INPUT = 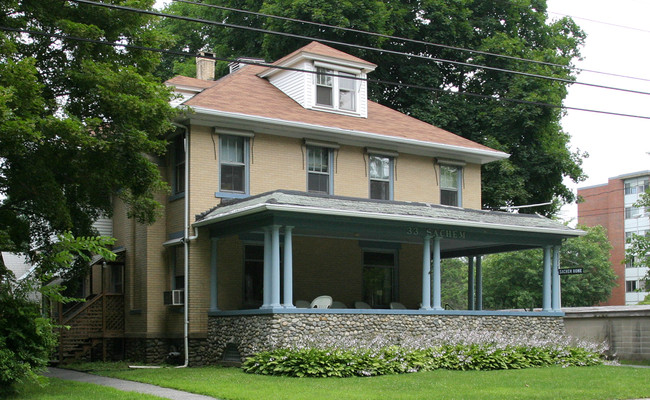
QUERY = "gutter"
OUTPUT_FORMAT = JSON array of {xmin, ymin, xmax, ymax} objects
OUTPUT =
[{"xmin": 193, "ymin": 202, "xmax": 585, "ymax": 237}]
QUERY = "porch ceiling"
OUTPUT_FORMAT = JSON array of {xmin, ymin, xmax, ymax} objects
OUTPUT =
[{"xmin": 195, "ymin": 190, "xmax": 583, "ymax": 256}]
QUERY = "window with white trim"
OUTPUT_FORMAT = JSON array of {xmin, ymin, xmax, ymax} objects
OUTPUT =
[
  {"xmin": 219, "ymin": 135, "xmax": 248, "ymax": 193},
  {"xmin": 315, "ymin": 67, "xmax": 357, "ymax": 112},
  {"xmin": 369, "ymin": 155, "xmax": 392, "ymax": 200},
  {"xmin": 626, "ymin": 280, "xmax": 638, "ymax": 292},
  {"xmin": 440, "ymin": 165, "xmax": 462, "ymax": 206},
  {"xmin": 307, "ymin": 146, "xmax": 331, "ymax": 194}
]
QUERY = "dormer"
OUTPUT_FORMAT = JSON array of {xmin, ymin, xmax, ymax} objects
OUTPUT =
[{"xmin": 257, "ymin": 42, "xmax": 376, "ymax": 118}]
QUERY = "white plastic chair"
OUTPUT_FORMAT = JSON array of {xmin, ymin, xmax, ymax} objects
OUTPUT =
[
  {"xmin": 331, "ymin": 301, "xmax": 348, "ymax": 309},
  {"xmin": 354, "ymin": 301, "xmax": 372, "ymax": 309},
  {"xmin": 295, "ymin": 300, "xmax": 310, "ymax": 308},
  {"xmin": 389, "ymin": 301, "xmax": 407, "ymax": 310},
  {"xmin": 310, "ymin": 295, "xmax": 332, "ymax": 309}
]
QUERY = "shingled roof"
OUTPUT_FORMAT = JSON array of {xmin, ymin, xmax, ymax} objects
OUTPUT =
[
  {"xmin": 166, "ymin": 42, "xmax": 507, "ymax": 162},
  {"xmin": 195, "ymin": 190, "xmax": 582, "ymax": 238}
]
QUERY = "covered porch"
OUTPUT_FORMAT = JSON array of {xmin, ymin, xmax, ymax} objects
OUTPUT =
[
  {"xmin": 197, "ymin": 190, "xmax": 578, "ymax": 314},
  {"xmin": 194, "ymin": 190, "xmax": 581, "ymax": 361}
]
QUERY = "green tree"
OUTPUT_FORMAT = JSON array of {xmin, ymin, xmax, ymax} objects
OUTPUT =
[
  {"xmin": 482, "ymin": 225, "xmax": 616, "ymax": 309},
  {"xmin": 0, "ymin": 0, "xmax": 176, "ymax": 389},
  {"xmin": 158, "ymin": 0, "xmax": 586, "ymax": 215},
  {"xmin": 441, "ymin": 258, "xmax": 468, "ymax": 310}
]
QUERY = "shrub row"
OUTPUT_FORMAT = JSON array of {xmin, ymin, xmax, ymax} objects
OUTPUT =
[{"xmin": 242, "ymin": 343, "xmax": 602, "ymax": 378}]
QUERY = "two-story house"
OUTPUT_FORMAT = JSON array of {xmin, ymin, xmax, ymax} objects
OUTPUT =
[{"xmin": 59, "ymin": 42, "xmax": 581, "ymax": 365}]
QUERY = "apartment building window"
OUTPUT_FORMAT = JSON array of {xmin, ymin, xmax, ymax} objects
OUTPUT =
[
  {"xmin": 625, "ymin": 207, "xmax": 648, "ymax": 219},
  {"xmin": 626, "ymin": 280, "xmax": 638, "ymax": 292},
  {"xmin": 369, "ymin": 155, "xmax": 393, "ymax": 200},
  {"xmin": 362, "ymin": 250, "xmax": 397, "ymax": 308},
  {"xmin": 624, "ymin": 179, "xmax": 649, "ymax": 195},
  {"xmin": 626, "ymin": 256, "xmax": 635, "ymax": 268},
  {"xmin": 316, "ymin": 67, "xmax": 357, "ymax": 112},
  {"xmin": 172, "ymin": 134, "xmax": 185, "ymax": 195},
  {"xmin": 440, "ymin": 165, "xmax": 462, "ymax": 207},
  {"xmin": 220, "ymin": 135, "xmax": 248, "ymax": 193},
  {"xmin": 307, "ymin": 146, "xmax": 332, "ymax": 194}
]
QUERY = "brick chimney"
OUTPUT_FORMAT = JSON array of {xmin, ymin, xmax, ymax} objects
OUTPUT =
[{"xmin": 196, "ymin": 52, "xmax": 215, "ymax": 80}]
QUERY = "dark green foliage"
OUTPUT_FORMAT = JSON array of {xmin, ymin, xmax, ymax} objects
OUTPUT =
[
  {"xmin": 242, "ymin": 342, "xmax": 602, "ymax": 378},
  {"xmin": 483, "ymin": 225, "xmax": 616, "ymax": 309},
  {"xmin": 0, "ymin": 284, "xmax": 57, "ymax": 394},
  {"xmin": 0, "ymin": 0, "xmax": 176, "ymax": 270},
  {"xmin": 159, "ymin": 0, "xmax": 586, "ymax": 215}
]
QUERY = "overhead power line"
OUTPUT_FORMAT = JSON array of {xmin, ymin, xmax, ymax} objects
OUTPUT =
[
  {"xmin": 3, "ymin": 26, "xmax": 650, "ymax": 121},
  {"xmin": 69, "ymin": 0, "xmax": 650, "ymax": 97},
  {"xmin": 174, "ymin": 0, "xmax": 650, "ymax": 84},
  {"xmin": 548, "ymin": 11, "xmax": 650, "ymax": 34}
]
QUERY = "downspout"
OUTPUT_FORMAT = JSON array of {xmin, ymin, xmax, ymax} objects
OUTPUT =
[{"xmin": 173, "ymin": 122, "xmax": 195, "ymax": 369}]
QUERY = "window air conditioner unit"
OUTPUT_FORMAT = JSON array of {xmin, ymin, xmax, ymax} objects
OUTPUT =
[{"xmin": 164, "ymin": 289, "xmax": 184, "ymax": 306}]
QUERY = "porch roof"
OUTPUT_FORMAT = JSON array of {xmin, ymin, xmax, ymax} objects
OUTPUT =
[{"xmin": 195, "ymin": 191, "xmax": 582, "ymax": 257}]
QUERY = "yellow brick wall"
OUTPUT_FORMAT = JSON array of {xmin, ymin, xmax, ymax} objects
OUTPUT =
[
  {"xmin": 394, "ymin": 153, "xmax": 438, "ymax": 203},
  {"xmin": 463, "ymin": 163, "xmax": 482, "ymax": 209}
]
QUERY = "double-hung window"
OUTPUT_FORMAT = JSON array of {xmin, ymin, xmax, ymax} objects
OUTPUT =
[
  {"xmin": 369, "ymin": 155, "xmax": 392, "ymax": 200},
  {"xmin": 316, "ymin": 67, "xmax": 357, "ymax": 112},
  {"xmin": 440, "ymin": 165, "xmax": 462, "ymax": 207},
  {"xmin": 307, "ymin": 146, "xmax": 332, "ymax": 194},
  {"xmin": 219, "ymin": 135, "xmax": 248, "ymax": 194}
]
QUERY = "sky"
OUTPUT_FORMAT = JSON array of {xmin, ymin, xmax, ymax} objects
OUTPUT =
[
  {"xmin": 154, "ymin": 0, "xmax": 650, "ymax": 222},
  {"xmin": 545, "ymin": 0, "xmax": 650, "ymax": 222}
]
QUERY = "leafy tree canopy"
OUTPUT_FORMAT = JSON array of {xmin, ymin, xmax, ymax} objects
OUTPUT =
[
  {"xmin": 158, "ymin": 0, "xmax": 586, "ymax": 215},
  {"xmin": 0, "ymin": 0, "xmax": 176, "ymax": 278},
  {"xmin": 482, "ymin": 225, "xmax": 616, "ymax": 309}
]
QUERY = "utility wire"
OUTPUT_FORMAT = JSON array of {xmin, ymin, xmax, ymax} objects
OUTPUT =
[
  {"xmin": 68, "ymin": 0, "xmax": 650, "ymax": 97},
  {"xmin": 174, "ymin": 0, "xmax": 650, "ymax": 84},
  {"xmin": 548, "ymin": 11, "xmax": 650, "ymax": 34},
  {"xmin": 4, "ymin": 26, "xmax": 650, "ymax": 121}
]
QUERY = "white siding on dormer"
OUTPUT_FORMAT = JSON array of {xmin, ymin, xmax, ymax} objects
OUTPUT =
[
  {"xmin": 267, "ymin": 60, "xmax": 312, "ymax": 107},
  {"xmin": 93, "ymin": 216, "xmax": 113, "ymax": 238},
  {"xmin": 358, "ymin": 73, "xmax": 368, "ymax": 118}
]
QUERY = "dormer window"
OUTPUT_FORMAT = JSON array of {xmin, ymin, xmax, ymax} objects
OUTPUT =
[{"xmin": 316, "ymin": 67, "xmax": 357, "ymax": 112}]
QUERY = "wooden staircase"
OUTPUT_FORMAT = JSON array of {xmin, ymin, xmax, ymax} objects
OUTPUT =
[{"xmin": 58, "ymin": 293, "xmax": 124, "ymax": 363}]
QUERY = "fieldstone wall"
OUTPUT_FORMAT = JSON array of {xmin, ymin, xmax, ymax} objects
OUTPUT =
[
  {"xmin": 206, "ymin": 313, "xmax": 565, "ymax": 362},
  {"xmin": 124, "ymin": 337, "xmax": 209, "ymax": 366}
]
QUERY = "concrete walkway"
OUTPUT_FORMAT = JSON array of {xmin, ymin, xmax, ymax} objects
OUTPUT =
[{"xmin": 44, "ymin": 367, "xmax": 218, "ymax": 400}]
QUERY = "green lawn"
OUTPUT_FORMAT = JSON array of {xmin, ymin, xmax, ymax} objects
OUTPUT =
[
  {"xmin": 65, "ymin": 363, "xmax": 650, "ymax": 400},
  {"xmin": 5, "ymin": 377, "xmax": 163, "ymax": 400}
]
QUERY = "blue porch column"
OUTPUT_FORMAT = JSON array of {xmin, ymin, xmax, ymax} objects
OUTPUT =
[
  {"xmin": 283, "ymin": 226, "xmax": 295, "ymax": 308},
  {"xmin": 475, "ymin": 256, "xmax": 483, "ymax": 311},
  {"xmin": 261, "ymin": 227, "xmax": 272, "ymax": 308},
  {"xmin": 552, "ymin": 245, "xmax": 561, "ymax": 311},
  {"xmin": 209, "ymin": 237, "xmax": 219, "ymax": 312},
  {"xmin": 542, "ymin": 246, "xmax": 552, "ymax": 312},
  {"xmin": 270, "ymin": 225, "xmax": 282, "ymax": 308},
  {"xmin": 420, "ymin": 235, "xmax": 432, "ymax": 310},
  {"xmin": 432, "ymin": 237, "xmax": 442, "ymax": 310},
  {"xmin": 467, "ymin": 256, "xmax": 475, "ymax": 311}
]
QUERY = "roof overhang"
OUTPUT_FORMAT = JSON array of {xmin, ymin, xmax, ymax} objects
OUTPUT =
[
  {"xmin": 194, "ymin": 191, "xmax": 583, "ymax": 258},
  {"xmin": 182, "ymin": 106, "xmax": 509, "ymax": 165}
]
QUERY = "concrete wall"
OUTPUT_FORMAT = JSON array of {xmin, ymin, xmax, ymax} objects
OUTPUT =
[{"xmin": 564, "ymin": 306, "xmax": 650, "ymax": 360}]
